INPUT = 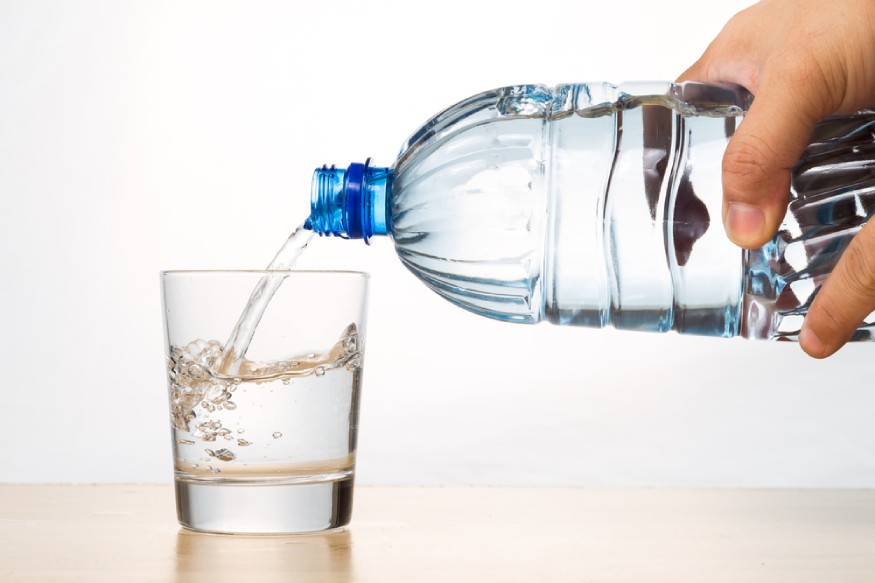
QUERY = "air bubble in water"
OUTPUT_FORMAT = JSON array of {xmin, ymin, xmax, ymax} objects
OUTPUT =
[
  {"xmin": 314, "ymin": 366, "xmax": 325, "ymax": 377},
  {"xmin": 205, "ymin": 385, "xmax": 224, "ymax": 402},
  {"xmin": 212, "ymin": 448, "xmax": 236, "ymax": 462},
  {"xmin": 272, "ymin": 432, "xmax": 282, "ymax": 439},
  {"xmin": 186, "ymin": 363, "xmax": 209, "ymax": 380}
]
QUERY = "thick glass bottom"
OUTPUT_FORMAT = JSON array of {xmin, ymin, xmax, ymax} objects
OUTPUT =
[{"xmin": 174, "ymin": 476, "xmax": 354, "ymax": 535}]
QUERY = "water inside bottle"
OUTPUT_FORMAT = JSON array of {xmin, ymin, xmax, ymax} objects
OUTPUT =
[{"xmin": 385, "ymin": 83, "xmax": 875, "ymax": 339}]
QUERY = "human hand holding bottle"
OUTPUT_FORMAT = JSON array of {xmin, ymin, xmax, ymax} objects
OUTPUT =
[{"xmin": 678, "ymin": 0, "xmax": 875, "ymax": 357}]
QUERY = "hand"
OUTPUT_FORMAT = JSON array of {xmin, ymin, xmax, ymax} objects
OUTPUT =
[{"xmin": 678, "ymin": 0, "xmax": 875, "ymax": 357}]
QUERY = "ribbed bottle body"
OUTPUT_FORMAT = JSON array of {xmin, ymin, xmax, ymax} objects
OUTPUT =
[
  {"xmin": 387, "ymin": 82, "xmax": 753, "ymax": 334},
  {"xmin": 544, "ymin": 82, "xmax": 747, "ymax": 337}
]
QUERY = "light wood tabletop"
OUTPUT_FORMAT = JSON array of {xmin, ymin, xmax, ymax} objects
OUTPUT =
[{"xmin": 1, "ymin": 485, "xmax": 873, "ymax": 582}]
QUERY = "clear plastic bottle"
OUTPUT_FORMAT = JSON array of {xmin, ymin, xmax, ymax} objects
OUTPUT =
[{"xmin": 305, "ymin": 82, "xmax": 875, "ymax": 340}]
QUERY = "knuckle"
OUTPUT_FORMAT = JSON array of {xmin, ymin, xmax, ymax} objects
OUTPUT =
[
  {"xmin": 722, "ymin": 135, "xmax": 776, "ymax": 187},
  {"xmin": 769, "ymin": 49, "xmax": 840, "ymax": 117},
  {"xmin": 782, "ymin": 58, "xmax": 817, "ymax": 87}
]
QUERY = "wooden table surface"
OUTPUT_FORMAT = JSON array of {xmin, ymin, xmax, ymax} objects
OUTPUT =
[{"xmin": 1, "ymin": 485, "xmax": 874, "ymax": 582}]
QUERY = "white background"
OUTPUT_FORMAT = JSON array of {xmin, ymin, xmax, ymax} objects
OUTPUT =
[{"xmin": 1, "ymin": 0, "xmax": 873, "ymax": 487}]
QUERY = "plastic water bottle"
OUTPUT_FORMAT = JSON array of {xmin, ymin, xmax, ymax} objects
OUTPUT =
[{"xmin": 305, "ymin": 82, "xmax": 875, "ymax": 341}]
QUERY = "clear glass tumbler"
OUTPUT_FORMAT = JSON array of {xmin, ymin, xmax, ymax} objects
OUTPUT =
[{"xmin": 160, "ymin": 270, "xmax": 369, "ymax": 534}]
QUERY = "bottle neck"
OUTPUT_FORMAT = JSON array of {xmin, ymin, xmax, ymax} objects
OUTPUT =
[{"xmin": 305, "ymin": 159, "xmax": 392, "ymax": 244}]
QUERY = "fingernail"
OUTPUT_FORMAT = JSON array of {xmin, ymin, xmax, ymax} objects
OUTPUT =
[{"xmin": 725, "ymin": 203, "xmax": 765, "ymax": 244}]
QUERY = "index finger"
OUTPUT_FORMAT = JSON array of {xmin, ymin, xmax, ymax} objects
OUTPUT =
[{"xmin": 800, "ymin": 220, "xmax": 875, "ymax": 357}]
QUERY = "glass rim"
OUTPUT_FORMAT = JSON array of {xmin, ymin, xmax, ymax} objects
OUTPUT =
[{"xmin": 161, "ymin": 269, "xmax": 369, "ymax": 278}]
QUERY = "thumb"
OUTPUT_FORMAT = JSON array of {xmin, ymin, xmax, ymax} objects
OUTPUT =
[{"xmin": 721, "ymin": 77, "xmax": 822, "ymax": 248}]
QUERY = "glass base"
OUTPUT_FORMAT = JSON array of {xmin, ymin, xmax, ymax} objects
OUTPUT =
[{"xmin": 174, "ymin": 477, "xmax": 354, "ymax": 535}]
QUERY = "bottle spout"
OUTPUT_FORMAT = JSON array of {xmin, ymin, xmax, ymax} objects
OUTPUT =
[{"xmin": 305, "ymin": 159, "xmax": 392, "ymax": 244}]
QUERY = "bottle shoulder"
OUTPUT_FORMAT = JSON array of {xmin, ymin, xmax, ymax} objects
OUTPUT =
[
  {"xmin": 395, "ymin": 82, "xmax": 753, "ymax": 171},
  {"xmin": 396, "ymin": 84, "xmax": 554, "ymax": 171}
]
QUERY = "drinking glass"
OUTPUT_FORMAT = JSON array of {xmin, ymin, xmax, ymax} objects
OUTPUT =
[{"xmin": 161, "ymin": 270, "xmax": 368, "ymax": 534}]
